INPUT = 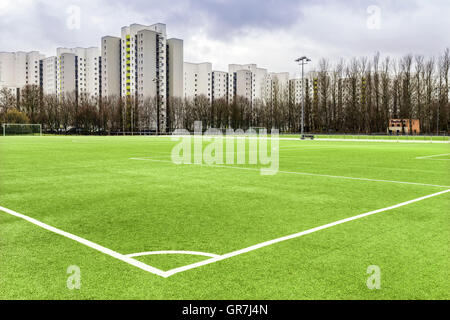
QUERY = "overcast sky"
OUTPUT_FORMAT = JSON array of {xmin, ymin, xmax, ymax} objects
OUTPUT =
[{"xmin": 0, "ymin": 0, "xmax": 449, "ymax": 76}]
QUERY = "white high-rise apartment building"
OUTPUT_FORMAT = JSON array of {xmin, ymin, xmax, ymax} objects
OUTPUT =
[
  {"xmin": 184, "ymin": 62, "xmax": 212, "ymax": 101},
  {"xmin": 102, "ymin": 26, "xmax": 184, "ymax": 100},
  {"xmin": 102, "ymin": 24, "xmax": 184, "ymax": 103},
  {"xmin": 167, "ymin": 38, "xmax": 184, "ymax": 99},
  {"xmin": 0, "ymin": 51, "xmax": 44, "ymax": 95},
  {"xmin": 56, "ymin": 47, "xmax": 101, "ymax": 100},
  {"xmin": 289, "ymin": 72, "xmax": 319, "ymax": 105},
  {"xmin": 0, "ymin": 52, "xmax": 17, "ymax": 94},
  {"xmin": 228, "ymin": 64, "xmax": 269, "ymax": 104},
  {"xmin": 101, "ymin": 36, "xmax": 121, "ymax": 98},
  {"xmin": 289, "ymin": 78, "xmax": 303, "ymax": 105},
  {"xmin": 103, "ymin": 23, "xmax": 184, "ymax": 131},
  {"xmin": 308, "ymin": 71, "xmax": 319, "ymax": 100},
  {"xmin": 267, "ymin": 72, "xmax": 290, "ymax": 100},
  {"xmin": 0, "ymin": 53, "xmax": 15, "ymax": 91},
  {"xmin": 57, "ymin": 52, "xmax": 77, "ymax": 98},
  {"xmin": 121, "ymin": 23, "xmax": 167, "ymax": 102},
  {"xmin": 40, "ymin": 57, "xmax": 57, "ymax": 95},
  {"xmin": 212, "ymin": 71, "xmax": 228, "ymax": 101},
  {"xmin": 233, "ymin": 69, "xmax": 253, "ymax": 102}
]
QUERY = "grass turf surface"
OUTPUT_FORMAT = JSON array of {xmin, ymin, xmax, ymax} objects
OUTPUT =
[{"xmin": 0, "ymin": 136, "xmax": 449, "ymax": 299}]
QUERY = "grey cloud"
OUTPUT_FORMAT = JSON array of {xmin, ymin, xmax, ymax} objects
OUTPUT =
[
  {"xmin": 0, "ymin": 0, "xmax": 448, "ymax": 70},
  {"xmin": 184, "ymin": 0, "xmax": 303, "ymax": 35},
  {"xmin": 98, "ymin": 0, "xmax": 305, "ymax": 38}
]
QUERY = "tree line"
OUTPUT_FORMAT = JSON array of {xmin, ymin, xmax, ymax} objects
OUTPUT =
[{"xmin": 0, "ymin": 50, "xmax": 448, "ymax": 135}]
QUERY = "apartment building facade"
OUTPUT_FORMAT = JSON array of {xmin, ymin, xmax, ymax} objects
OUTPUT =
[
  {"xmin": 40, "ymin": 56, "xmax": 58, "ymax": 95},
  {"xmin": 121, "ymin": 24, "xmax": 167, "ymax": 104},
  {"xmin": 212, "ymin": 71, "xmax": 228, "ymax": 101},
  {"xmin": 166, "ymin": 38, "xmax": 184, "ymax": 99},
  {"xmin": 289, "ymin": 78, "xmax": 303, "ymax": 105},
  {"xmin": 56, "ymin": 47, "xmax": 101, "ymax": 100},
  {"xmin": 99, "ymin": 23, "xmax": 184, "ymax": 131},
  {"xmin": 267, "ymin": 72, "xmax": 290, "ymax": 101},
  {"xmin": 0, "ymin": 51, "xmax": 44, "ymax": 95},
  {"xmin": 227, "ymin": 64, "xmax": 269, "ymax": 105},
  {"xmin": 101, "ymin": 36, "xmax": 121, "ymax": 98},
  {"xmin": 289, "ymin": 75, "xmax": 317, "ymax": 106},
  {"xmin": 0, "ymin": 23, "xmax": 298, "ymax": 132},
  {"xmin": 57, "ymin": 52, "xmax": 77, "ymax": 98},
  {"xmin": 233, "ymin": 69, "xmax": 253, "ymax": 102},
  {"xmin": 184, "ymin": 62, "xmax": 212, "ymax": 101}
]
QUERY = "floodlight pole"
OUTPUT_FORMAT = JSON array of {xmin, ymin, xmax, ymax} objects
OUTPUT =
[{"xmin": 295, "ymin": 56, "xmax": 311, "ymax": 139}]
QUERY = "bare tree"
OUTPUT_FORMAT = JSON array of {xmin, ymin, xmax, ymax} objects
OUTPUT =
[
  {"xmin": 318, "ymin": 59, "xmax": 331, "ymax": 132},
  {"xmin": 0, "ymin": 87, "xmax": 17, "ymax": 120},
  {"xmin": 60, "ymin": 92, "xmax": 77, "ymax": 133},
  {"xmin": 414, "ymin": 55, "xmax": 425, "ymax": 133},
  {"xmin": 20, "ymin": 85, "xmax": 41, "ymax": 123},
  {"xmin": 437, "ymin": 48, "xmax": 450, "ymax": 134},
  {"xmin": 424, "ymin": 57, "xmax": 436, "ymax": 133},
  {"xmin": 42, "ymin": 94, "xmax": 60, "ymax": 132},
  {"xmin": 400, "ymin": 54, "xmax": 413, "ymax": 134}
]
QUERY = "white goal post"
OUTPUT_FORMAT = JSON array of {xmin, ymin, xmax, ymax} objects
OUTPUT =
[{"xmin": 2, "ymin": 123, "xmax": 42, "ymax": 136}]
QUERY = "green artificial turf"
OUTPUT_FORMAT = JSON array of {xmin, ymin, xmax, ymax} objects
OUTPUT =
[{"xmin": 0, "ymin": 135, "xmax": 448, "ymax": 299}]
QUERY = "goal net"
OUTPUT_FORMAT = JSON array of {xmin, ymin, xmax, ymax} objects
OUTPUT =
[
  {"xmin": 249, "ymin": 127, "xmax": 269, "ymax": 134},
  {"xmin": 2, "ymin": 124, "xmax": 42, "ymax": 136}
]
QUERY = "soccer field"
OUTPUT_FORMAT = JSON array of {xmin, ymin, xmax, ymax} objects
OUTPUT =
[{"xmin": 0, "ymin": 136, "xmax": 449, "ymax": 300}]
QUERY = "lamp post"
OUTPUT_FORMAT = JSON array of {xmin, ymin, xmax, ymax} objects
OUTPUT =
[{"xmin": 295, "ymin": 56, "xmax": 311, "ymax": 139}]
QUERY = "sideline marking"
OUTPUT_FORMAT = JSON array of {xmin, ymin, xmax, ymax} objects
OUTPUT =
[
  {"xmin": 1, "ymin": 189, "xmax": 449, "ymax": 278},
  {"xmin": 130, "ymin": 157, "xmax": 450, "ymax": 189}
]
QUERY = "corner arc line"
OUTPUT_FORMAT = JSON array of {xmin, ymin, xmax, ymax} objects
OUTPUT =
[{"xmin": 126, "ymin": 251, "xmax": 221, "ymax": 259}]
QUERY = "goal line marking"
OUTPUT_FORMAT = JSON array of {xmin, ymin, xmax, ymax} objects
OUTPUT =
[
  {"xmin": 1, "ymin": 189, "xmax": 449, "ymax": 278},
  {"xmin": 130, "ymin": 157, "xmax": 450, "ymax": 189}
]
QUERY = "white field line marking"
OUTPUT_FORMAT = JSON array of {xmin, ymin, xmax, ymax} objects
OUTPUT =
[
  {"xmin": 416, "ymin": 153, "xmax": 450, "ymax": 160},
  {"xmin": 163, "ymin": 189, "xmax": 450, "ymax": 277},
  {"xmin": 279, "ymin": 146, "xmax": 339, "ymax": 151},
  {"xmin": 1, "ymin": 189, "xmax": 449, "ymax": 278},
  {"xmin": 280, "ymin": 144, "xmax": 422, "ymax": 150},
  {"xmin": 316, "ymin": 138, "xmax": 449, "ymax": 144},
  {"xmin": 126, "ymin": 251, "xmax": 220, "ymax": 258},
  {"xmin": 154, "ymin": 135, "xmax": 450, "ymax": 143},
  {"xmin": 0, "ymin": 206, "xmax": 167, "ymax": 278},
  {"xmin": 130, "ymin": 157, "xmax": 450, "ymax": 189}
]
